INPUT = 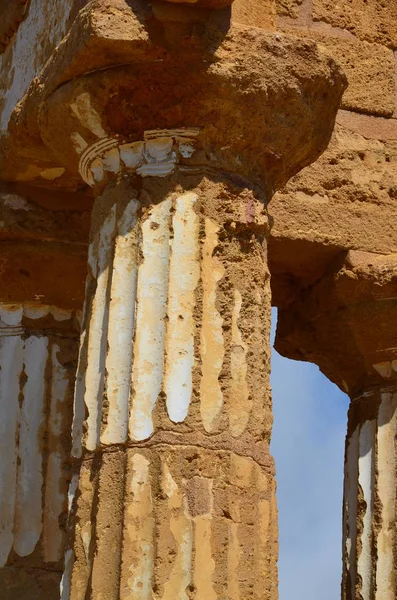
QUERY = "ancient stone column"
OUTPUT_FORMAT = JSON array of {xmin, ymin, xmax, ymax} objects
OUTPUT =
[
  {"xmin": 275, "ymin": 251, "xmax": 397, "ymax": 600},
  {"xmin": 0, "ymin": 303, "xmax": 80, "ymax": 598},
  {"xmin": 343, "ymin": 385, "xmax": 397, "ymax": 600},
  {"xmin": 64, "ymin": 163, "xmax": 277, "ymax": 600},
  {"xmin": 3, "ymin": 1, "xmax": 344, "ymax": 598}
]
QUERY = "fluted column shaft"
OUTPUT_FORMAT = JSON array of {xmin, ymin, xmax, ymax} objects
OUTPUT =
[
  {"xmin": 0, "ymin": 303, "xmax": 79, "ymax": 597},
  {"xmin": 65, "ymin": 170, "xmax": 278, "ymax": 600},
  {"xmin": 342, "ymin": 386, "xmax": 397, "ymax": 600}
]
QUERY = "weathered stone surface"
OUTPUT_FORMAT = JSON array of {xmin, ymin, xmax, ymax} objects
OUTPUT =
[
  {"xmin": 0, "ymin": 0, "xmax": 76, "ymax": 131},
  {"xmin": 313, "ymin": 0, "xmax": 397, "ymax": 48},
  {"xmin": 232, "ymin": 0, "xmax": 276, "ymax": 28},
  {"xmin": 0, "ymin": 305, "xmax": 79, "ymax": 584},
  {"xmin": 276, "ymin": 0, "xmax": 303, "ymax": 19},
  {"xmin": 277, "ymin": 27, "xmax": 395, "ymax": 116},
  {"xmin": 275, "ymin": 250, "xmax": 397, "ymax": 395},
  {"xmin": 69, "ymin": 446, "xmax": 277, "ymax": 600},
  {"xmin": 0, "ymin": 565, "xmax": 61, "ymax": 600},
  {"xmin": 342, "ymin": 387, "xmax": 397, "ymax": 600},
  {"xmin": 0, "ymin": 0, "xmax": 345, "ymax": 193},
  {"xmin": 269, "ymin": 123, "xmax": 397, "ymax": 306}
]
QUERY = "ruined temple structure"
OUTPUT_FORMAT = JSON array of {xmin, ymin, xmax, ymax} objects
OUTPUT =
[{"xmin": 0, "ymin": 0, "xmax": 396, "ymax": 599}]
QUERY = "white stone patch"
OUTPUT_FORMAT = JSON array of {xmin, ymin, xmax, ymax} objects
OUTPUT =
[
  {"xmin": 90, "ymin": 157, "xmax": 104, "ymax": 183},
  {"xmin": 0, "ymin": 335, "xmax": 24, "ymax": 567},
  {"xmin": 375, "ymin": 392, "xmax": 397, "ymax": 599},
  {"xmin": 0, "ymin": 304, "xmax": 23, "ymax": 326},
  {"xmin": 0, "ymin": 0, "xmax": 73, "ymax": 131},
  {"xmin": 120, "ymin": 142, "xmax": 144, "ymax": 169},
  {"xmin": 130, "ymin": 198, "xmax": 172, "ymax": 441},
  {"xmin": 178, "ymin": 141, "xmax": 195, "ymax": 158},
  {"xmin": 82, "ymin": 205, "xmax": 116, "ymax": 452},
  {"xmin": 50, "ymin": 307, "xmax": 72, "ymax": 321},
  {"xmin": 164, "ymin": 192, "xmax": 200, "ymax": 423},
  {"xmin": 72, "ymin": 132, "xmax": 88, "ymax": 154},
  {"xmin": 373, "ymin": 361, "xmax": 392, "ymax": 378},
  {"xmin": 145, "ymin": 137, "xmax": 173, "ymax": 162},
  {"xmin": 101, "ymin": 199, "xmax": 140, "ymax": 446},
  {"xmin": 23, "ymin": 304, "xmax": 50, "ymax": 320},
  {"xmin": 70, "ymin": 92, "xmax": 106, "ymax": 138},
  {"xmin": 67, "ymin": 474, "xmax": 79, "ymax": 513},
  {"xmin": 79, "ymin": 128, "xmax": 198, "ymax": 185},
  {"xmin": 391, "ymin": 359, "xmax": 397, "ymax": 373},
  {"xmin": 200, "ymin": 218, "xmax": 225, "ymax": 433},
  {"xmin": 102, "ymin": 147, "xmax": 120, "ymax": 173},
  {"xmin": 40, "ymin": 167, "xmax": 65, "ymax": 181},
  {"xmin": 136, "ymin": 162, "xmax": 176, "ymax": 177},
  {"xmin": 13, "ymin": 336, "xmax": 48, "ymax": 557},
  {"xmin": 60, "ymin": 548, "xmax": 74, "ymax": 600},
  {"xmin": 357, "ymin": 419, "xmax": 376, "ymax": 600}
]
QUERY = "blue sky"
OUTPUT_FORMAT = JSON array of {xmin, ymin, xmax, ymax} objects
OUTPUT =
[{"xmin": 270, "ymin": 308, "xmax": 349, "ymax": 600}]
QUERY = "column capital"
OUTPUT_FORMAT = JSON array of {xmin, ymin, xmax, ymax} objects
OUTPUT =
[
  {"xmin": 2, "ymin": 0, "xmax": 345, "ymax": 196},
  {"xmin": 276, "ymin": 250, "xmax": 397, "ymax": 396}
]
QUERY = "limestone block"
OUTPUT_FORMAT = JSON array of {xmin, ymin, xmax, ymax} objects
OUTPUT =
[
  {"xmin": 313, "ymin": 0, "xmax": 397, "ymax": 48},
  {"xmin": 269, "ymin": 123, "xmax": 397, "ymax": 299},
  {"xmin": 321, "ymin": 37, "xmax": 395, "ymax": 116},
  {"xmin": 277, "ymin": 27, "xmax": 395, "ymax": 116}
]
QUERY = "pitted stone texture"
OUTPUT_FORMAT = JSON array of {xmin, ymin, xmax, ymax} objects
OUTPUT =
[
  {"xmin": 275, "ymin": 251, "xmax": 397, "ymax": 396},
  {"xmin": 276, "ymin": 27, "xmax": 395, "ymax": 116},
  {"xmin": 313, "ymin": 0, "xmax": 397, "ymax": 49},
  {"xmin": 67, "ymin": 446, "xmax": 277, "ymax": 600},
  {"xmin": 269, "ymin": 123, "xmax": 397, "ymax": 306},
  {"xmin": 275, "ymin": 0, "xmax": 303, "ymax": 18}
]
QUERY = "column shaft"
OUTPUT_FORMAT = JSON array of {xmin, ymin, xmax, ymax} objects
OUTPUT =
[
  {"xmin": 67, "ymin": 174, "xmax": 278, "ymax": 600},
  {"xmin": 0, "ymin": 303, "xmax": 79, "ymax": 598},
  {"xmin": 342, "ymin": 388, "xmax": 397, "ymax": 600}
]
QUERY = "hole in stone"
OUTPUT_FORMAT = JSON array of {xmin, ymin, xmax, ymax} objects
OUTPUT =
[{"xmin": 271, "ymin": 307, "xmax": 348, "ymax": 600}]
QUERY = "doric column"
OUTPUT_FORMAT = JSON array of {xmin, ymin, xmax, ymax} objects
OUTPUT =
[
  {"xmin": 14, "ymin": 1, "xmax": 344, "ymax": 598},
  {"xmin": 62, "ymin": 137, "xmax": 277, "ymax": 600},
  {"xmin": 276, "ymin": 251, "xmax": 397, "ymax": 600},
  {"xmin": 343, "ymin": 385, "xmax": 397, "ymax": 600},
  {"xmin": 0, "ymin": 303, "xmax": 80, "ymax": 597}
]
